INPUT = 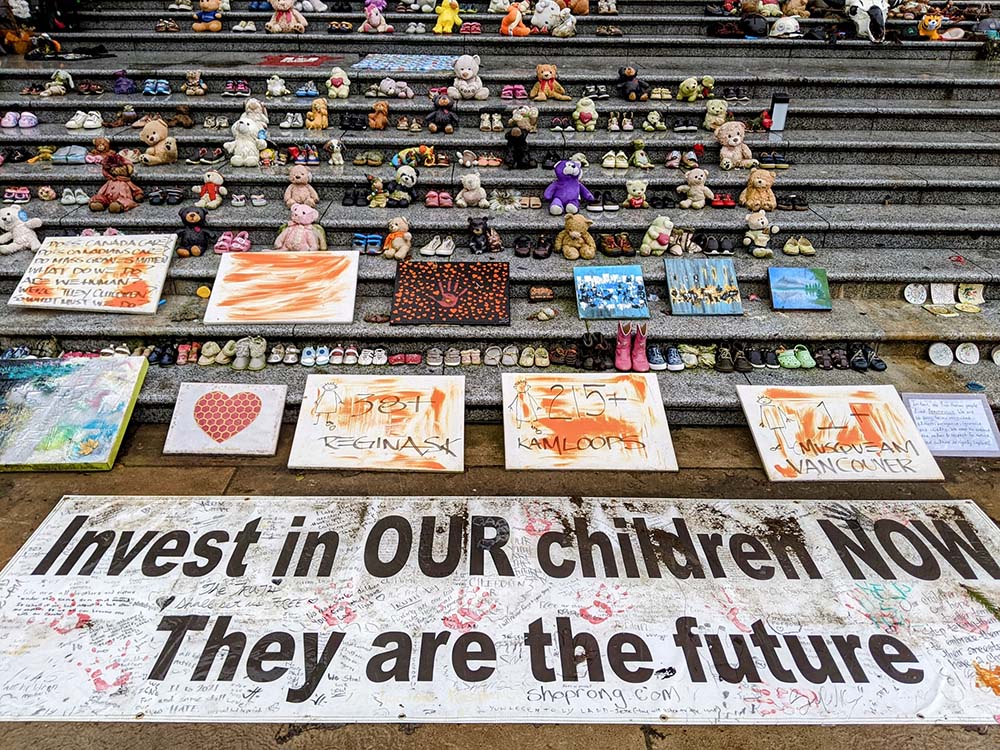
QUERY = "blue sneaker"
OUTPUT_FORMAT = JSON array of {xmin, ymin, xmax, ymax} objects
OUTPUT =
[
  {"xmin": 365, "ymin": 234, "xmax": 383, "ymax": 255},
  {"xmin": 665, "ymin": 345, "xmax": 684, "ymax": 372},
  {"xmin": 142, "ymin": 79, "xmax": 157, "ymax": 96},
  {"xmin": 647, "ymin": 345, "xmax": 666, "ymax": 371},
  {"xmin": 351, "ymin": 232, "xmax": 368, "ymax": 252},
  {"xmin": 296, "ymin": 81, "xmax": 319, "ymax": 97},
  {"xmin": 155, "ymin": 79, "xmax": 171, "ymax": 96}
]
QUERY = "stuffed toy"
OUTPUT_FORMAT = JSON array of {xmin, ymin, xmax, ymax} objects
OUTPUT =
[
  {"xmin": 175, "ymin": 206, "xmax": 213, "ymax": 257},
  {"xmin": 275, "ymin": 203, "xmax": 322, "ymax": 251},
  {"xmin": 90, "ymin": 153, "xmax": 144, "ymax": 213},
  {"xmin": 743, "ymin": 210, "xmax": 779, "ymax": 258},
  {"xmin": 530, "ymin": 64, "xmax": 571, "ymax": 101},
  {"xmin": 366, "ymin": 174, "xmax": 389, "ymax": 208},
  {"xmin": 447, "ymin": 54, "xmax": 490, "ymax": 101},
  {"xmin": 87, "ymin": 137, "xmax": 114, "ymax": 164},
  {"xmin": 266, "ymin": 0, "xmax": 308, "ymax": 32},
  {"xmin": 550, "ymin": 7, "xmax": 577, "ymax": 36},
  {"xmin": 425, "ymin": 93, "xmax": 459, "ymax": 133},
  {"xmin": 676, "ymin": 77, "xmax": 701, "ymax": 103},
  {"xmin": 181, "ymin": 70, "xmax": 208, "ymax": 96},
  {"xmin": 377, "ymin": 77, "xmax": 415, "ymax": 99},
  {"xmin": 918, "ymin": 12, "xmax": 944, "ymax": 38},
  {"xmin": 504, "ymin": 126, "xmax": 537, "ymax": 169},
  {"xmin": 192, "ymin": 0, "xmax": 223, "ymax": 31},
  {"xmin": 305, "ymin": 98, "xmax": 329, "ymax": 129},
  {"xmin": 700, "ymin": 75, "xmax": 716, "ymax": 99},
  {"xmin": 359, "ymin": 4, "xmax": 394, "ymax": 32},
  {"xmin": 193, "ymin": 170, "xmax": 228, "ymax": 209},
  {"xmin": 325, "ymin": 67, "xmax": 351, "ymax": 98},
  {"xmin": 455, "ymin": 172, "xmax": 489, "ymax": 208},
  {"xmin": 501, "ymin": 3, "xmax": 532, "ymax": 35},
  {"xmin": 843, "ymin": 0, "xmax": 889, "ymax": 41},
  {"xmin": 739, "ymin": 168, "xmax": 777, "ymax": 211},
  {"xmin": 138, "ymin": 118, "xmax": 178, "ymax": 166},
  {"xmin": 325, "ymin": 138, "xmax": 344, "ymax": 166},
  {"xmin": 544, "ymin": 159, "xmax": 595, "ymax": 215},
  {"xmin": 386, "ymin": 165, "xmax": 418, "ymax": 207},
  {"xmin": 622, "ymin": 178, "xmax": 650, "ymax": 209},
  {"xmin": 224, "ymin": 114, "xmax": 267, "ymax": 167},
  {"xmin": 639, "ymin": 216, "xmax": 675, "ymax": 256},
  {"xmin": 284, "ymin": 164, "xmax": 319, "ymax": 208},
  {"xmin": 467, "ymin": 217, "xmax": 503, "ymax": 254},
  {"xmin": 531, "ymin": 0, "xmax": 562, "ymax": 29},
  {"xmin": 716, "ymin": 121, "xmax": 758, "ymax": 170},
  {"xmin": 382, "ymin": 216, "xmax": 413, "ymax": 259},
  {"xmin": 508, "ymin": 104, "xmax": 539, "ymax": 132},
  {"xmin": 571, "ymin": 97, "xmax": 599, "ymax": 131},
  {"xmin": 368, "ymin": 101, "xmax": 390, "ymax": 130},
  {"xmin": 629, "ymin": 139, "xmax": 654, "ymax": 169},
  {"xmin": 242, "ymin": 97, "xmax": 270, "ymax": 136},
  {"xmin": 782, "ymin": 0, "xmax": 809, "ymax": 15},
  {"xmin": 676, "ymin": 168, "xmax": 714, "ymax": 209},
  {"xmin": 39, "ymin": 71, "xmax": 74, "ymax": 97},
  {"xmin": 616, "ymin": 66, "xmax": 651, "ymax": 102},
  {"xmin": 0, "ymin": 205, "xmax": 42, "ymax": 255},
  {"xmin": 704, "ymin": 99, "xmax": 729, "ymax": 131},
  {"xmin": 267, "ymin": 74, "xmax": 291, "ymax": 97},
  {"xmin": 557, "ymin": 0, "xmax": 589, "ymax": 13},
  {"xmin": 488, "ymin": 0, "xmax": 509, "ymax": 9},
  {"xmin": 555, "ymin": 214, "xmax": 596, "ymax": 260},
  {"xmin": 434, "ymin": 0, "xmax": 462, "ymax": 33}
]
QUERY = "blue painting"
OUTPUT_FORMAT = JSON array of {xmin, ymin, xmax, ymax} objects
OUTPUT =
[
  {"xmin": 573, "ymin": 265, "xmax": 649, "ymax": 320},
  {"xmin": 768, "ymin": 267, "xmax": 832, "ymax": 311},
  {"xmin": 664, "ymin": 258, "xmax": 744, "ymax": 315}
]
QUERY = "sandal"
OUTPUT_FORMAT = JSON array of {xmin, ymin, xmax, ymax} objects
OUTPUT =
[
  {"xmin": 776, "ymin": 347, "xmax": 801, "ymax": 369},
  {"xmin": 814, "ymin": 348, "xmax": 833, "ymax": 371},
  {"xmin": 793, "ymin": 344, "xmax": 816, "ymax": 369},
  {"xmin": 484, "ymin": 346, "xmax": 502, "ymax": 366}
]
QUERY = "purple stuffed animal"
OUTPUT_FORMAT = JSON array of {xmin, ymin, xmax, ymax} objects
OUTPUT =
[{"xmin": 543, "ymin": 159, "xmax": 595, "ymax": 216}]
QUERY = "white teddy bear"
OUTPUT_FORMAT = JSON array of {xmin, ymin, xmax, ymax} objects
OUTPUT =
[
  {"xmin": 0, "ymin": 206, "xmax": 43, "ymax": 254},
  {"xmin": 447, "ymin": 54, "xmax": 490, "ymax": 101},
  {"xmin": 224, "ymin": 114, "xmax": 268, "ymax": 167},
  {"xmin": 325, "ymin": 67, "xmax": 351, "ymax": 99},
  {"xmin": 266, "ymin": 74, "xmax": 291, "ymax": 98}
]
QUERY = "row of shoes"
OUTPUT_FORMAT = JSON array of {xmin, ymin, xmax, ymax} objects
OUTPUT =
[
  {"xmin": 269, "ymin": 343, "xmax": 390, "ymax": 366},
  {"xmin": 143, "ymin": 338, "xmax": 269, "ymax": 369}
]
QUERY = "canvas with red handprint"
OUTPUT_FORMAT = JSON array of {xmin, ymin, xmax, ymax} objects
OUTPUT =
[{"xmin": 390, "ymin": 261, "xmax": 510, "ymax": 326}]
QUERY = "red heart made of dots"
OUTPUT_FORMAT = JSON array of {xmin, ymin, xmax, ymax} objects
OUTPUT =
[{"xmin": 193, "ymin": 391, "xmax": 263, "ymax": 444}]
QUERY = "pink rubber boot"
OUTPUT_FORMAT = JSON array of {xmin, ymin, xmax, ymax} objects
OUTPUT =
[
  {"xmin": 631, "ymin": 322, "xmax": 650, "ymax": 372},
  {"xmin": 615, "ymin": 321, "xmax": 633, "ymax": 372}
]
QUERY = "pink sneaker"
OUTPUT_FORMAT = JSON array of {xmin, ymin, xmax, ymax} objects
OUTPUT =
[
  {"xmin": 615, "ymin": 321, "xmax": 633, "ymax": 372},
  {"xmin": 214, "ymin": 231, "xmax": 234, "ymax": 253},
  {"xmin": 631, "ymin": 322, "xmax": 650, "ymax": 372}
]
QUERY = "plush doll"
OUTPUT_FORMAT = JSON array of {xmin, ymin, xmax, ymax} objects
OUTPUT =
[
  {"xmin": 467, "ymin": 217, "xmax": 502, "ymax": 254},
  {"xmin": 739, "ymin": 168, "xmax": 777, "ymax": 211},
  {"xmin": 676, "ymin": 168, "xmax": 714, "ymax": 209},
  {"xmin": 743, "ymin": 210, "xmax": 779, "ymax": 258},
  {"xmin": 192, "ymin": 0, "xmax": 223, "ymax": 32},
  {"xmin": 0, "ymin": 205, "xmax": 42, "ymax": 254},
  {"xmin": 504, "ymin": 126, "xmax": 537, "ymax": 169},
  {"xmin": 377, "ymin": 77, "xmax": 415, "ymax": 99},
  {"xmin": 447, "ymin": 54, "xmax": 490, "ymax": 101},
  {"xmin": 530, "ymin": 64, "xmax": 571, "ymax": 101},
  {"xmin": 554, "ymin": 214, "xmax": 596, "ymax": 260},
  {"xmin": 325, "ymin": 138, "xmax": 345, "ymax": 166},
  {"xmin": 39, "ymin": 70, "xmax": 74, "ymax": 97},
  {"xmin": 266, "ymin": 0, "xmax": 308, "ymax": 32},
  {"xmin": 242, "ymin": 97, "xmax": 270, "ymax": 137},
  {"xmin": 425, "ymin": 93, "xmax": 459, "ymax": 133},
  {"xmin": 325, "ymin": 67, "xmax": 351, "ymax": 98},
  {"xmin": 267, "ymin": 74, "xmax": 291, "ymax": 97},
  {"xmin": 639, "ymin": 216, "xmax": 675, "ymax": 256},
  {"xmin": 382, "ymin": 216, "xmax": 413, "ymax": 259},
  {"xmin": 193, "ymin": 170, "xmax": 228, "ymax": 209},
  {"xmin": 676, "ymin": 77, "xmax": 701, "ymax": 103},
  {"xmin": 918, "ymin": 12, "xmax": 944, "ymax": 39},
  {"xmin": 90, "ymin": 153, "xmax": 144, "ymax": 213},
  {"xmin": 571, "ymin": 97, "xmax": 599, "ymax": 131},
  {"xmin": 782, "ymin": 0, "xmax": 809, "ymax": 15},
  {"xmin": 622, "ymin": 178, "xmax": 650, "ymax": 209},
  {"xmin": 531, "ymin": 0, "xmax": 562, "ymax": 29},
  {"xmin": 181, "ymin": 70, "xmax": 208, "ymax": 96},
  {"xmin": 455, "ymin": 172, "xmax": 489, "ymax": 208},
  {"xmin": 175, "ymin": 206, "xmax": 214, "ymax": 257},
  {"xmin": 138, "ymin": 118, "xmax": 177, "ymax": 166},
  {"xmin": 508, "ymin": 105, "xmax": 539, "ymax": 132},
  {"xmin": 386, "ymin": 165, "xmax": 418, "ymax": 207},
  {"xmin": 544, "ymin": 159, "xmax": 595, "ymax": 215},
  {"xmin": 434, "ymin": 0, "xmax": 462, "ymax": 33},
  {"xmin": 558, "ymin": 0, "xmax": 589, "ymax": 13},
  {"xmin": 704, "ymin": 99, "xmax": 729, "ymax": 131},
  {"xmin": 224, "ymin": 114, "xmax": 268, "ymax": 167},
  {"xmin": 275, "ymin": 203, "xmax": 322, "ymax": 251},
  {"xmin": 305, "ymin": 98, "xmax": 329, "ymax": 129},
  {"xmin": 500, "ymin": 3, "xmax": 532, "ymax": 35},
  {"xmin": 368, "ymin": 101, "xmax": 390, "ymax": 130},
  {"xmin": 359, "ymin": 4, "xmax": 394, "ymax": 31},
  {"xmin": 629, "ymin": 139, "xmax": 654, "ymax": 169},
  {"xmin": 616, "ymin": 66, "xmax": 651, "ymax": 102},
  {"xmin": 284, "ymin": 164, "xmax": 319, "ymax": 207},
  {"xmin": 550, "ymin": 8, "xmax": 577, "ymax": 36},
  {"xmin": 716, "ymin": 121, "xmax": 758, "ymax": 170}
]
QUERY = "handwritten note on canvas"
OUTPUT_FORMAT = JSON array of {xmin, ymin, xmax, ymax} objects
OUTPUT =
[
  {"xmin": 288, "ymin": 374, "xmax": 464, "ymax": 472},
  {"xmin": 902, "ymin": 393, "xmax": 1000, "ymax": 458},
  {"xmin": 501, "ymin": 373, "xmax": 677, "ymax": 471},
  {"xmin": 8, "ymin": 234, "xmax": 175, "ymax": 315}
]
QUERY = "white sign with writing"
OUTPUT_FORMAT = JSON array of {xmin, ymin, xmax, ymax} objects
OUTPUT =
[
  {"xmin": 902, "ymin": 393, "xmax": 1000, "ymax": 458},
  {"xmin": 1, "ymin": 495, "xmax": 999, "ymax": 724}
]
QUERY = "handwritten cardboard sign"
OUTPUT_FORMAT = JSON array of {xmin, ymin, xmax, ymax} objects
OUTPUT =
[
  {"xmin": 902, "ymin": 393, "xmax": 1000, "ymax": 458},
  {"xmin": 2, "ymin": 495, "xmax": 999, "ymax": 723},
  {"xmin": 501, "ymin": 373, "xmax": 677, "ymax": 471},
  {"xmin": 8, "ymin": 234, "xmax": 175, "ymax": 315},
  {"xmin": 737, "ymin": 385, "xmax": 943, "ymax": 482},
  {"xmin": 288, "ymin": 374, "xmax": 464, "ymax": 472}
]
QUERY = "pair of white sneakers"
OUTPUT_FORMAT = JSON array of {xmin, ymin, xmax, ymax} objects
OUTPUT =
[
  {"xmin": 65, "ymin": 110, "xmax": 103, "ymax": 129},
  {"xmin": 418, "ymin": 236, "xmax": 456, "ymax": 256},
  {"xmin": 232, "ymin": 20, "xmax": 258, "ymax": 32},
  {"xmin": 279, "ymin": 112, "xmax": 305, "ymax": 129}
]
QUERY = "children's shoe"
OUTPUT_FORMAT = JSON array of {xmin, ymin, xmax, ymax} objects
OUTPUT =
[
  {"xmin": 155, "ymin": 79, "xmax": 171, "ymax": 96},
  {"xmin": 315, "ymin": 345, "xmax": 331, "ymax": 366},
  {"xmin": 664, "ymin": 345, "xmax": 684, "ymax": 372},
  {"xmin": 615, "ymin": 322, "xmax": 633, "ymax": 372},
  {"xmin": 665, "ymin": 149, "xmax": 681, "ymax": 168},
  {"xmin": 647, "ymin": 345, "xmax": 666, "ymax": 371},
  {"xmin": 214, "ymin": 231, "xmax": 234, "ymax": 253},
  {"xmin": 631, "ymin": 323, "xmax": 650, "ymax": 372},
  {"xmin": 0, "ymin": 112, "xmax": 18, "ymax": 127}
]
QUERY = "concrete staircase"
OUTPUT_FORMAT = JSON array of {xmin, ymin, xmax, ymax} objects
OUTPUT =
[{"xmin": 2, "ymin": 0, "xmax": 998, "ymax": 423}]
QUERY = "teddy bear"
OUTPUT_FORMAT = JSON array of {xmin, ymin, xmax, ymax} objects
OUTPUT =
[
  {"xmin": 642, "ymin": 111, "xmax": 667, "ymax": 131},
  {"xmin": 434, "ymin": 0, "xmax": 462, "ymax": 33},
  {"xmin": 782, "ymin": 0, "xmax": 809, "ymax": 15},
  {"xmin": 377, "ymin": 77, "xmax": 415, "ymax": 99},
  {"xmin": 676, "ymin": 76, "xmax": 701, "ymax": 103},
  {"xmin": 622, "ymin": 178, "xmax": 649, "ymax": 209},
  {"xmin": 530, "ymin": 63, "xmax": 571, "ymax": 101},
  {"xmin": 544, "ymin": 159, "xmax": 595, "ymax": 215},
  {"xmin": 425, "ymin": 93, "xmax": 459, "ymax": 134},
  {"xmin": 616, "ymin": 66, "xmax": 651, "ymax": 102},
  {"xmin": 266, "ymin": 0, "xmax": 308, "ymax": 32},
  {"xmin": 555, "ymin": 214, "xmax": 596, "ymax": 260},
  {"xmin": 676, "ymin": 168, "xmax": 714, "ymax": 209},
  {"xmin": 386, "ymin": 165, "xmax": 418, "ymax": 207},
  {"xmin": 192, "ymin": 0, "xmax": 223, "ymax": 31},
  {"xmin": 193, "ymin": 170, "xmax": 228, "ymax": 209},
  {"xmin": 266, "ymin": 74, "xmax": 291, "ymax": 98},
  {"xmin": 558, "ymin": 0, "xmax": 589, "ymax": 13},
  {"xmin": 368, "ymin": 101, "xmax": 390, "ymax": 130},
  {"xmin": 504, "ymin": 126, "xmax": 536, "ymax": 169},
  {"xmin": 638, "ymin": 216, "xmax": 674, "ymax": 256},
  {"xmin": 382, "ymin": 216, "xmax": 413, "ymax": 260},
  {"xmin": 325, "ymin": 67, "xmax": 351, "ymax": 98},
  {"xmin": 138, "ymin": 118, "xmax": 177, "ymax": 166},
  {"xmin": 715, "ymin": 120, "xmax": 758, "ymax": 170},
  {"xmin": 447, "ymin": 54, "xmax": 489, "ymax": 101},
  {"xmin": 90, "ymin": 153, "xmax": 144, "ymax": 213},
  {"xmin": 700, "ymin": 75, "xmax": 716, "ymax": 99},
  {"xmin": 571, "ymin": 97, "xmax": 599, "ymax": 131},
  {"xmin": 305, "ymin": 98, "xmax": 328, "ymax": 130},
  {"xmin": 275, "ymin": 203, "xmax": 323, "ymax": 251},
  {"xmin": 455, "ymin": 172, "xmax": 489, "ymax": 208},
  {"xmin": 743, "ymin": 210, "xmax": 779, "ymax": 258},
  {"xmin": 531, "ymin": 0, "xmax": 562, "ymax": 29},
  {"xmin": 508, "ymin": 104, "xmax": 539, "ymax": 132},
  {"xmin": 704, "ymin": 99, "xmax": 729, "ymax": 131},
  {"xmin": 366, "ymin": 174, "xmax": 389, "ymax": 208},
  {"xmin": 359, "ymin": 4, "xmax": 394, "ymax": 32},
  {"xmin": 550, "ymin": 7, "xmax": 577, "ymax": 36},
  {"xmin": 739, "ymin": 168, "xmax": 777, "ymax": 212},
  {"xmin": 175, "ymin": 206, "xmax": 213, "ymax": 257},
  {"xmin": 224, "ymin": 114, "xmax": 267, "ymax": 167},
  {"xmin": 468, "ymin": 216, "xmax": 502, "ymax": 254},
  {"xmin": 181, "ymin": 70, "xmax": 207, "ymax": 96},
  {"xmin": 0, "ymin": 205, "xmax": 42, "ymax": 254},
  {"xmin": 284, "ymin": 164, "xmax": 319, "ymax": 208},
  {"xmin": 500, "ymin": 3, "xmax": 532, "ymax": 35}
]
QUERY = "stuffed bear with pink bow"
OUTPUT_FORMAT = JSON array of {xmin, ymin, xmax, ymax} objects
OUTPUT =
[{"xmin": 265, "ymin": 0, "xmax": 308, "ymax": 32}]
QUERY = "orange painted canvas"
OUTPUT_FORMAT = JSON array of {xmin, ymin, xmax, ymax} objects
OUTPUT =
[
  {"xmin": 737, "ymin": 384, "xmax": 943, "ymax": 482},
  {"xmin": 288, "ymin": 374, "xmax": 465, "ymax": 472},
  {"xmin": 8, "ymin": 234, "xmax": 175, "ymax": 315},
  {"xmin": 501, "ymin": 373, "xmax": 677, "ymax": 471},
  {"xmin": 204, "ymin": 251, "xmax": 359, "ymax": 324}
]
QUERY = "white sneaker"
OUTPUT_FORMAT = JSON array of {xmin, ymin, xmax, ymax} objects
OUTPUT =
[
  {"xmin": 419, "ymin": 235, "xmax": 442, "ymax": 256},
  {"xmin": 82, "ymin": 111, "xmax": 103, "ymax": 129},
  {"xmin": 245, "ymin": 20, "xmax": 256, "ymax": 31},
  {"xmin": 279, "ymin": 113, "xmax": 294, "ymax": 128},
  {"xmin": 60, "ymin": 188, "xmax": 75, "ymax": 205},
  {"xmin": 65, "ymin": 110, "xmax": 87, "ymax": 129},
  {"xmin": 232, "ymin": 20, "xmax": 247, "ymax": 32},
  {"xmin": 436, "ymin": 236, "xmax": 456, "ymax": 256},
  {"xmin": 292, "ymin": 113, "xmax": 305, "ymax": 128}
]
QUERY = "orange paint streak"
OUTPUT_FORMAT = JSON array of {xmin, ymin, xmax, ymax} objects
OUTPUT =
[
  {"xmin": 974, "ymin": 662, "xmax": 1000, "ymax": 696},
  {"xmin": 103, "ymin": 279, "xmax": 151, "ymax": 308},
  {"xmin": 774, "ymin": 463, "xmax": 798, "ymax": 479}
]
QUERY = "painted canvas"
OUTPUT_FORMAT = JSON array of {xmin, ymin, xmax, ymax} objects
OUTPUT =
[
  {"xmin": 573, "ymin": 265, "xmax": 649, "ymax": 320},
  {"xmin": 737, "ymin": 384, "xmax": 943, "ymax": 482},
  {"xmin": 289, "ymin": 374, "xmax": 465, "ymax": 471},
  {"xmin": 8, "ymin": 234, "xmax": 175, "ymax": 315},
  {"xmin": 204, "ymin": 252, "xmax": 359, "ymax": 324},
  {"xmin": 163, "ymin": 383, "xmax": 287, "ymax": 456},
  {"xmin": 768, "ymin": 267, "xmax": 832, "ymax": 311},
  {"xmin": 0, "ymin": 356, "xmax": 147, "ymax": 471},
  {"xmin": 501, "ymin": 372, "xmax": 677, "ymax": 471},
  {"xmin": 664, "ymin": 257, "xmax": 743, "ymax": 315},
  {"xmin": 390, "ymin": 262, "xmax": 509, "ymax": 326}
]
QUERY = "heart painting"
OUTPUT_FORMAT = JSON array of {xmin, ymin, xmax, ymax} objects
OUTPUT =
[
  {"xmin": 193, "ymin": 391, "xmax": 263, "ymax": 443},
  {"xmin": 165, "ymin": 383, "xmax": 286, "ymax": 456}
]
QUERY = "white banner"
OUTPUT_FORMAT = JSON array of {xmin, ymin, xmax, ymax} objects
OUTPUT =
[{"xmin": 1, "ymin": 495, "xmax": 999, "ymax": 723}]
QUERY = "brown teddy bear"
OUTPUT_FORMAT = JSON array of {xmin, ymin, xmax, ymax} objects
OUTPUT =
[
  {"xmin": 138, "ymin": 118, "xmax": 177, "ymax": 166},
  {"xmin": 266, "ymin": 0, "xmax": 308, "ymax": 32},
  {"xmin": 676, "ymin": 168, "xmax": 714, "ymax": 209},
  {"xmin": 90, "ymin": 153, "xmax": 144, "ymax": 213},
  {"xmin": 782, "ymin": 0, "xmax": 809, "ymax": 16},
  {"xmin": 368, "ymin": 100, "xmax": 389, "ymax": 130},
  {"xmin": 739, "ymin": 168, "xmax": 777, "ymax": 212},
  {"xmin": 555, "ymin": 213, "xmax": 596, "ymax": 260},
  {"xmin": 382, "ymin": 216, "xmax": 412, "ymax": 260},
  {"xmin": 192, "ymin": 0, "xmax": 223, "ymax": 32},
  {"xmin": 715, "ymin": 120, "xmax": 758, "ymax": 170},
  {"xmin": 305, "ymin": 98, "xmax": 328, "ymax": 130},
  {"xmin": 557, "ymin": 0, "xmax": 589, "ymax": 14},
  {"xmin": 284, "ymin": 164, "xmax": 319, "ymax": 208},
  {"xmin": 529, "ymin": 64, "xmax": 571, "ymax": 101}
]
